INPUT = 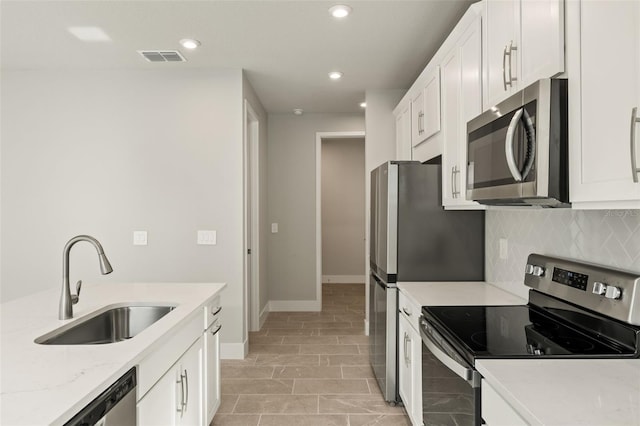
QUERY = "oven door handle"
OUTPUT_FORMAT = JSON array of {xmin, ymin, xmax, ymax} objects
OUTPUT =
[{"xmin": 421, "ymin": 329, "xmax": 478, "ymax": 386}]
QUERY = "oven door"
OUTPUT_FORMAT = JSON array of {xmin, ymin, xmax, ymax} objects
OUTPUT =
[
  {"xmin": 466, "ymin": 83, "xmax": 543, "ymax": 202},
  {"xmin": 420, "ymin": 317, "xmax": 481, "ymax": 426}
]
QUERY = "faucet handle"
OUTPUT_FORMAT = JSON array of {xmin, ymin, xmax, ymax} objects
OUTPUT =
[{"xmin": 71, "ymin": 280, "xmax": 82, "ymax": 305}]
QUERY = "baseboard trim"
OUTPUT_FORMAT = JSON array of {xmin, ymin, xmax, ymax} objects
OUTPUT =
[
  {"xmin": 269, "ymin": 300, "xmax": 321, "ymax": 312},
  {"xmin": 322, "ymin": 275, "xmax": 366, "ymax": 284},
  {"xmin": 220, "ymin": 341, "xmax": 248, "ymax": 360}
]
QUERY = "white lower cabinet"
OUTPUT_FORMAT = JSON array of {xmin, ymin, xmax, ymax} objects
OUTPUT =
[
  {"xmin": 481, "ymin": 379, "xmax": 527, "ymax": 426},
  {"xmin": 138, "ymin": 336, "xmax": 204, "ymax": 426},
  {"xmin": 398, "ymin": 291, "xmax": 423, "ymax": 426}
]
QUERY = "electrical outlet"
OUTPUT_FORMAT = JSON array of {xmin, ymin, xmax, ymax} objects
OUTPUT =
[
  {"xmin": 271, "ymin": 223, "xmax": 278, "ymax": 233},
  {"xmin": 133, "ymin": 231, "xmax": 148, "ymax": 246},
  {"xmin": 197, "ymin": 230, "xmax": 216, "ymax": 245},
  {"xmin": 499, "ymin": 238, "xmax": 508, "ymax": 260}
]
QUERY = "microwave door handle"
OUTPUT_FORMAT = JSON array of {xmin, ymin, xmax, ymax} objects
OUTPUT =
[
  {"xmin": 505, "ymin": 107, "xmax": 524, "ymax": 181},
  {"xmin": 520, "ymin": 109, "xmax": 536, "ymax": 180}
]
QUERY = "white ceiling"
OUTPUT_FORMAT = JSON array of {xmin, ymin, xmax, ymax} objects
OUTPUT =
[{"xmin": 0, "ymin": 0, "xmax": 474, "ymax": 113}]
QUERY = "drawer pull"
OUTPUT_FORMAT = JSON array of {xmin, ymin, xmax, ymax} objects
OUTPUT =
[
  {"xmin": 402, "ymin": 307, "xmax": 412, "ymax": 317},
  {"xmin": 211, "ymin": 306, "xmax": 222, "ymax": 316}
]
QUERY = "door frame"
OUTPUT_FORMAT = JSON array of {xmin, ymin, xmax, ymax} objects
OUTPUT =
[
  {"xmin": 315, "ymin": 131, "xmax": 366, "ymax": 308},
  {"xmin": 244, "ymin": 99, "xmax": 260, "ymax": 334}
]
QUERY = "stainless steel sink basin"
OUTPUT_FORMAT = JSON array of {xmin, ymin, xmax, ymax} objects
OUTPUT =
[{"xmin": 35, "ymin": 304, "xmax": 176, "ymax": 345}]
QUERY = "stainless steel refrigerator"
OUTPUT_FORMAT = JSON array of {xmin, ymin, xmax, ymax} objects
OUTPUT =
[{"xmin": 369, "ymin": 161, "xmax": 485, "ymax": 403}]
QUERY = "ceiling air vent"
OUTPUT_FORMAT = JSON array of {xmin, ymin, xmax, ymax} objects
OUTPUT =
[{"xmin": 138, "ymin": 50, "xmax": 186, "ymax": 63}]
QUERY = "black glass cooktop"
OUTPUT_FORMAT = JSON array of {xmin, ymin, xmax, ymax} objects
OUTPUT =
[{"xmin": 422, "ymin": 305, "xmax": 637, "ymax": 360}]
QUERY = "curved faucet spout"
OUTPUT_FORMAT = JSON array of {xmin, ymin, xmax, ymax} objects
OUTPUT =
[{"xmin": 59, "ymin": 235, "xmax": 113, "ymax": 320}]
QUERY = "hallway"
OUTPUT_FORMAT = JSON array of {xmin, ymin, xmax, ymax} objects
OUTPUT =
[{"xmin": 213, "ymin": 283, "xmax": 410, "ymax": 425}]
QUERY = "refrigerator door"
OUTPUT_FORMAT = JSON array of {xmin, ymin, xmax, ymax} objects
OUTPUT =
[
  {"xmin": 369, "ymin": 162, "xmax": 398, "ymax": 282},
  {"xmin": 369, "ymin": 270, "xmax": 398, "ymax": 402}
]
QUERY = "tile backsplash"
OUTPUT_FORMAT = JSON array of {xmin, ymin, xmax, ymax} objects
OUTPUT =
[{"xmin": 486, "ymin": 209, "xmax": 640, "ymax": 299}]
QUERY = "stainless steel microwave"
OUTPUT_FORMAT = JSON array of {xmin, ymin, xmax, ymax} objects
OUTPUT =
[{"xmin": 466, "ymin": 79, "xmax": 569, "ymax": 207}]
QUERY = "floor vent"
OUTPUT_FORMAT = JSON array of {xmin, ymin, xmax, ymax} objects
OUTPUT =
[{"xmin": 138, "ymin": 50, "xmax": 186, "ymax": 63}]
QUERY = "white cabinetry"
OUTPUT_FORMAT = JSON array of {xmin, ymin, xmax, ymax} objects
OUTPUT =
[
  {"xmin": 481, "ymin": 379, "xmax": 527, "ymax": 426},
  {"xmin": 138, "ymin": 337, "xmax": 203, "ymax": 426},
  {"xmin": 398, "ymin": 290, "xmax": 422, "ymax": 426},
  {"xmin": 204, "ymin": 298, "xmax": 222, "ymax": 424},
  {"xmin": 137, "ymin": 295, "xmax": 222, "ymax": 426},
  {"xmin": 441, "ymin": 16, "xmax": 484, "ymax": 209},
  {"xmin": 483, "ymin": 0, "xmax": 564, "ymax": 109},
  {"xmin": 395, "ymin": 103, "xmax": 412, "ymax": 161},
  {"xmin": 411, "ymin": 67, "xmax": 441, "ymax": 147},
  {"xmin": 569, "ymin": 0, "xmax": 640, "ymax": 207}
]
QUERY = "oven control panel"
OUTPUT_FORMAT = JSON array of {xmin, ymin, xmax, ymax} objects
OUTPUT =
[{"xmin": 524, "ymin": 254, "xmax": 640, "ymax": 326}]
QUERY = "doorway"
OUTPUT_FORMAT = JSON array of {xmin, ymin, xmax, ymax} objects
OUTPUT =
[
  {"xmin": 315, "ymin": 131, "xmax": 366, "ymax": 311},
  {"xmin": 244, "ymin": 100, "xmax": 260, "ymax": 334}
]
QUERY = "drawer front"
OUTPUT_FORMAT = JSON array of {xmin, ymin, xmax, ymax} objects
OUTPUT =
[
  {"xmin": 398, "ymin": 290, "xmax": 421, "ymax": 332},
  {"xmin": 204, "ymin": 296, "xmax": 222, "ymax": 329}
]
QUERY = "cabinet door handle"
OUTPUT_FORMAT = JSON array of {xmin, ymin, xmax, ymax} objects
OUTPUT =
[
  {"xmin": 183, "ymin": 369, "xmax": 189, "ymax": 410},
  {"xmin": 406, "ymin": 334, "xmax": 411, "ymax": 364},
  {"xmin": 403, "ymin": 333, "xmax": 409, "ymax": 365},
  {"xmin": 502, "ymin": 44, "xmax": 508, "ymax": 91},
  {"xmin": 211, "ymin": 323, "xmax": 222, "ymax": 336},
  {"xmin": 631, "ymin": 107, "xmax": 640, "ymax": 183},
  {"xmin": 451, "ymin": 166, "xmax": 456, "ymax": 198},
  {"xmin": 176, "ymin": 373, "xmax": 185, "ymax": 415},
  {"xmin": 506, "ymin": 40, "xmax": 518, "ymax": 88},
  {"xmin": 211, "ymin": 306, "xmax": 222, "ymax": 317}
]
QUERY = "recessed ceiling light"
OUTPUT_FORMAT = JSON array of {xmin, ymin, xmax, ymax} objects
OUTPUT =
[
  {"xmin": 293, "ymin": 108, "xmax": 304, "ymax": 116},
  {"xmin": 68, "ymin": 26, "xmax": 111, "ymax": 42},
  {"xmin": 360, "ymin": 102, "xmax": 367, "ymax": 108},
  {"xmin": 179, "ymin": 38, "xmax": 201, "ymax": 49},
  {"xmin": 329, "ymin": 5, "xmax": 352, "ymax": 18},
  {"xmin": 328, "ymin": 71, "xmax": 343, "ymax": 80}
]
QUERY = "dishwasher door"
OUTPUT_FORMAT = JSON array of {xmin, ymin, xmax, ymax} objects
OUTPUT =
[{"xmin": 65, "ymin": 367, "xmax": 136, "ymax": 426}]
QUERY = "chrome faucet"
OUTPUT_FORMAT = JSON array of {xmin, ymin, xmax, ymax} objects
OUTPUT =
[{"xmin": 59, "ymin": 235, "xmax": 113, "ymax": 320}]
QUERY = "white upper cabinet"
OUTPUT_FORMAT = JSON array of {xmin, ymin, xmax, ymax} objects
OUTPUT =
[
  {"xmin": 442, "ymin": 15, "xmax": 484, "ymax": 209},
  {"xmin": 411, "ymin": 67, "xmax": 442, "ymax": 147},
  {"xmin": 569, "ymin": 0, "xmax": 640, "ymax": 207},
  {"xmin": 483, "ymin": 0, "xmax": 564, "ymax": 109},
  {"xmin": 395, "ymin": 103, "xmax": 412, "ymax": 161}
]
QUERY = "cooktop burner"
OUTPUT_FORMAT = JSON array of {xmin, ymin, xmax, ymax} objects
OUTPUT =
[{"xmin": 422, "ymin": 303, "xmax": 637, "ymax": 361}]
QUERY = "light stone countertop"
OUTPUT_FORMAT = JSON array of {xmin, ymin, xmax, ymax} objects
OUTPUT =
[
  {"xmin": 477, "ymin": 359, "xmax": 640, "ymax": 425},
  {"xmin": 397, "ymin": 281, "xmax": 527, "ymax": 306},
  {"xmin": 0, "ymin": 281, "xmax": 226, "ymax": 426}
]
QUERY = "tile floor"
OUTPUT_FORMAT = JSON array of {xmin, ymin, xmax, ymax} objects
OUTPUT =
[{"xmin": 212, "ymin": 283, "xmax": 411, "ymax": 426}]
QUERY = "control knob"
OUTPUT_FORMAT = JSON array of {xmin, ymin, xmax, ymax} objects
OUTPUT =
[
  {"xmin": 605, "ymin": 286, "xmax": 622, "ymax": 300},
  {"xmin": 525, "ymin": 264, "xmax": 534, "ymax": 275},
  {"xmin": 592, "ymin": 281, "xmax": 607, "ymax": 295},
  {"xmin": 531, "ymin": 266, "xmax": 545, "ymax": 277}
]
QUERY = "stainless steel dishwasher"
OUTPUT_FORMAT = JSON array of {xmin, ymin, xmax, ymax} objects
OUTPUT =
[{"xmin": 64, "ymin": 367, "xmax": 136, "ymax": 426}]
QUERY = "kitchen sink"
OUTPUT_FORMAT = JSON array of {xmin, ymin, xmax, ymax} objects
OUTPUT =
[{"xmin": 35, "ymin": 304, "xmax": 176, "ymax": 345}]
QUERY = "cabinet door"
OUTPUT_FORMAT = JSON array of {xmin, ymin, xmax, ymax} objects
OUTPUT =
[
  {"xmin": 520, "ymin": 0, "xmax": 564, "ymax": 88},
  {"xmin": 423, "ymin": 66, "xmax": 442, "ymax": 140},
  {"xmin": 205, "ymin": 322, "xmax": 221, "ymax": 424},
  {"xmin": 396, "ymin": 103, "xmax": 412, "ymax": 161},
  {"xmin": 571, "ymin": 0, "xmax": 640, "ymax": 205},
  {"xmin": 138, "ymin": 366, "xmax": 177, "ymax": 426},
  {"xmin": 484, "ymin": 0, "xmax": 520, "ymax": 109},
  {"xmin": 442, "ymin": 47, "xmax": 463, "ymax": 207},
  {"xmin": 177, "ymin": 337, "xmax": 203, "ymax": 426},
  {"xmin": 442, "ymin": 17, "xmax": 484, "ymax": 209},
  {"xmin": 411, "ymin": 91, "xmax": 425, "ymax": 146},
  {"xmin": 397, "ymin": 314, "xmax": 413, "ymax": 421}
]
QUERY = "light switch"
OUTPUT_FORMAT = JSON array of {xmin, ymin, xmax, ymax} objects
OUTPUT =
[
  {"xmin": 271, "ymin": 223, "xmax": 278, "ymax": 233},
  {"xmin": 499, "ymin": 238, "xmax": 508, "ymax": 260},
  {"xmin": 133, "ymin": 231, "xmax": 148, "ymax": 246},
  {"xmin": 198, "ymin": 230, "xmax": 217, "ymax": 245}
]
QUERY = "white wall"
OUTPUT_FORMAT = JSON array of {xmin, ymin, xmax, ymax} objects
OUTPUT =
[
  {"xmin": 364, "ymin": 89, "xmax": 406, "ymax": 332},
  {"xmin": 267, "ymin": 113, "xmax": 364, "ymax": 309},
  {"xmin": 1, "ymin": 69, "xmax": 249, "ymax": 354},
  {"xmin": 486, "ymin": 209, "xmax": 640, "ymax": 300},
  {"xmin": 321, "ymin": 138, "xmax": 365, "ymax": 282}
]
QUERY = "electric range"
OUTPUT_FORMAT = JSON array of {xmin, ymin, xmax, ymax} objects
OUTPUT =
[{"xmin": 418, "ymin": 254, "xmax": 640, "ymax": 426}]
